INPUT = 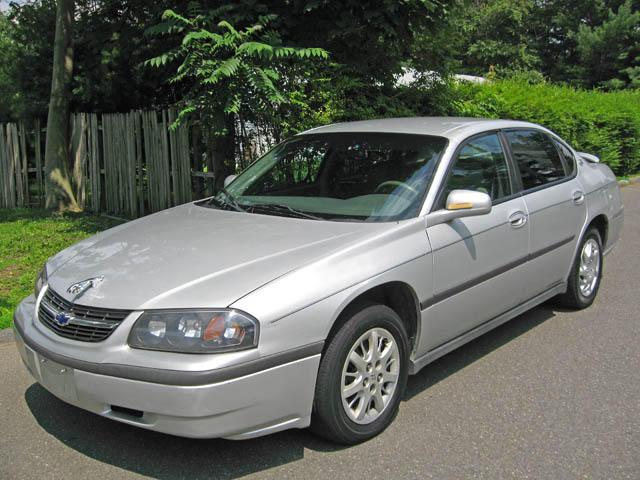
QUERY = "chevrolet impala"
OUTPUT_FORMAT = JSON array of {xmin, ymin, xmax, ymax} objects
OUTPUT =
[{"xmin": 14, "ymin": 117, "xmax": 624, "ymax": 444}]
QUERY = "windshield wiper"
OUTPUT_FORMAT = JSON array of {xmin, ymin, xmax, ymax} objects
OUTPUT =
[
  {"xmin": 248, "ymin": 203, "xmax": 323, "ymax": 220},
  {"xmin": 209, "ymin": 188, "xmax": 246, "ymax": 213}
]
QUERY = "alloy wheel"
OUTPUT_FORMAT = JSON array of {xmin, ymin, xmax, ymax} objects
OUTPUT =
[
  {"xmin": 340, "ymin": 327, "xmax": 400, "ymax": 425},
  {"xmin": 578, "ymin": 238, "xmax": 601, "ymax": 297}
]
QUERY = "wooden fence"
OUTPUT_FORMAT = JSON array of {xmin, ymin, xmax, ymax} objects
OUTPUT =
[
  {"xmin": 0, "ymin": 122, "xmax": 30, "ymax": 210},
  {"xmin": 0, "ymin": 110, "xmax": 193, "ymax": 218}
]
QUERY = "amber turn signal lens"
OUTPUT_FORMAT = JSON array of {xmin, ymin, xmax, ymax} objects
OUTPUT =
[
  {"xmin": 447, "ymin": 202, "xmax": 473, "ymax": 210},
  {"xmin": 203, "ymin": 315, "xmax": 226, "ymax": 341}
]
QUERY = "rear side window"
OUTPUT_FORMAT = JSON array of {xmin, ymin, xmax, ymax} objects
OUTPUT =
[
  {"xmin": 441, "ymin": 133, "xmax": 512, "ymax": 204},
  {"xmin": 505, "ymin": 130, "xmax": 566, "ymax": 190}
]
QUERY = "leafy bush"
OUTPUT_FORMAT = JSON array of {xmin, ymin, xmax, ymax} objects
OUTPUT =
[{"xmin": 449, "ymin": 80, "xmax": 640, "ymax": 175}]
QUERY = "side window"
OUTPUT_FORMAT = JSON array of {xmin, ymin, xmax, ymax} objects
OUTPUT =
[
  {"xmin": 553, "ymin": 138, "xmax": 577, "ymax": 176},
  {"xmin": 505, "ymin": 130, "xmax": 566, "ymax": 190},
  {"xmin": 441, "ymin": 133, "xmax": 512, "ymax": 205}
]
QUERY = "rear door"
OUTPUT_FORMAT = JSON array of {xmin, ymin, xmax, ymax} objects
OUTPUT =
[
  {"xmin": 503, "ymin": 129, "xmax": 586, "ymax": 296},
  {"xmin": 423, "ymin": 132, "xmax": 530, "ymax": 351}
]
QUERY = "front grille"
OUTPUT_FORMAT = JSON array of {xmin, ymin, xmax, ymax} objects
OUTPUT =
[{"xmin": 38, "ymin": 287, "xmax": 131, "ymax": 342}]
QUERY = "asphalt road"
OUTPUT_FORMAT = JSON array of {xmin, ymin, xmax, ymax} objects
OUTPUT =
[{"xmin": 1, "ymin": 185, "xmax": 639, "ymax": 480}]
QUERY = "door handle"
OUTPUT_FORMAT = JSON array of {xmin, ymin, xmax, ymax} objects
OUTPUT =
[
  {"xmin": 572, "ymin": 190, "xmax": 585, "ymax": 205},
  {"xmin": 508, "ymin": 211, "xmax": 528, "ymax": 228}
]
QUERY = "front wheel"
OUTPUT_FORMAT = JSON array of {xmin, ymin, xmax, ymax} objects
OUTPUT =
[
  {"xmin": 557, "ymin": 228, "xmax": 603, "ymax": 309},
  {"xmin": 311, "ymin": 304, "xmax": 409, "ymax": 444}
]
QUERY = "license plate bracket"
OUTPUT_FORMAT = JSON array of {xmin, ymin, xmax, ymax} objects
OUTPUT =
[{"xmin": 38, "ymin": 355, "xmax": 78, "ymax": 402}]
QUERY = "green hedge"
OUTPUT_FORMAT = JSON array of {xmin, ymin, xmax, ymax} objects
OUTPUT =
[{"xmin": 450, "ymin": 80, "xmax": 640, "ymax": 176}]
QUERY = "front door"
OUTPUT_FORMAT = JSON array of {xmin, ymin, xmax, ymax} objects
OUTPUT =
[{"xmin": 422, "ymin": 132, "xmax": 530, "ymax": 351}]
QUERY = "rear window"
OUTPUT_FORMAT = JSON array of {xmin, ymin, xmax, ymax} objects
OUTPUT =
[{"xmin": 505, "ymin": 130, "xmax": 567, "ymax": 190}]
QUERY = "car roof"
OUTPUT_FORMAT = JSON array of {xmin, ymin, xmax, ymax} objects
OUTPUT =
[{"xmin": 300, "ymin": 117, "xmax": 547, "ymax": 143}]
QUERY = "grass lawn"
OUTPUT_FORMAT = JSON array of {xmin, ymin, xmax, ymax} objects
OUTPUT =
[{"xmin": 0, "ymin": 209, "xmax": 124, "ymax": 329}]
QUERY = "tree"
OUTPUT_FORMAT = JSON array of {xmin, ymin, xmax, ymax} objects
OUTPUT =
[
  {"xmin": 453, "ymin": 0, "xmax": 540, "ymax": 76},
  {"xmin": 148, "ymin": 8, "xmax": 328, "ymax": 186},
  {"xmin": 4, "ymin": 0, "xmax": 455, "ymax": 124},
  {"xmin": 0, "ymin": 13, "xmax": 19, "ymax": 121},
  {"xmin": 44, "ymin": 0, "xmax": 79, "ymax": 211},
  {"xmin": 4, "ymin": 1, "xmax": 56, "ymax": 120},
  {"xmin": 575, "ymin": 0, "xmax": 640, "ymax": 88},
  {"xmin": 271, "ymin": 0, "xmax": 453, "ymax": 121},
  {"xmin": 147, "ymin": 9, "xmax": 328, "ymax": 185},
  {"xmin": 70, "ymin": 0, "xmax": 193, "ymax": 113},
  {"xmin": 4, "ymin": 0, "xmax": 193, "ymax": 120},
  {"xmin": 528, "ymin": 0, "xmax": 636, "ymax": 86}
]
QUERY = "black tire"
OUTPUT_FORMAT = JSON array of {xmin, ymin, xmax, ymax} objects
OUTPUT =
[
  {"xmin": 311, "ymin": 304, "xmax": 409, "ymax": 445},
  {"xmin": 556, "ymin": 228, "xmax": 603, "ymax": 309}
]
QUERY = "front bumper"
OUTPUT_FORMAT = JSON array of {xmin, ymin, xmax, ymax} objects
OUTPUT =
[{"xmin": 13, "ymin": 296, "xmax": 321, "ymax": 439}]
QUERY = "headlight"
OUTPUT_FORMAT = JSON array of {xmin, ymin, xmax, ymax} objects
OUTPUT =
[
  {"xmin": 128, "ymin": 310, "xmax": 259, "ymax": 353},
  {"xmin": 34, "ymin": 265, "xmax": 48, "ymax": 298}
]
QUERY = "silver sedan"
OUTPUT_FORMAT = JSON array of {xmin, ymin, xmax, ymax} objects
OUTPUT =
[{"xmin": 14, "ymin": 117, "xmax": 624, "ymax": 444}]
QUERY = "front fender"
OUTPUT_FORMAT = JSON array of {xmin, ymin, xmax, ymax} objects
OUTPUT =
[{"xmin": 231, "ymin": 218, "xmax": 433, "ymax": 356}]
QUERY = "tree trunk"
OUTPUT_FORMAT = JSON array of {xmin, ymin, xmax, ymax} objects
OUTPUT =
[
  {"xmin": 44, "ymin": 0, "xmax": 79, "ymax": 212},
  {"xmin": 191, "ymin": 123, "xmax": 203, "ymax": 199},
  {"xmin": 207, "ymin": 112, "xmax": 236, "ymax": 192}
]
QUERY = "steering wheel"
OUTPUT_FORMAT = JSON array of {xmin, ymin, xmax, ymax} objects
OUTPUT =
[{"xmin": 374, "ymin": 180, "xmax": 419, "ymax": 197}]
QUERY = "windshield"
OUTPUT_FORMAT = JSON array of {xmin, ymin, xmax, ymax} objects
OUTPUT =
[{"xmin": 206, "ymin": 132, "xmax": 447, "ymax": 222}]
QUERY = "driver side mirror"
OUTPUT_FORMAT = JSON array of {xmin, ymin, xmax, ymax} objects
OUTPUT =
[
  {"xmin": 224, "ymin": 174, "xmax": 237, "ymax": 187},
  {"xmin": 426, "ymin": 189, "xmax": 492, "ymax": 227}
]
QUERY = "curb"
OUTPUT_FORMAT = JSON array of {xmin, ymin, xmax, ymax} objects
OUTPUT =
[
  {"xmin": 619, "ymin": 175, "xmax": 640, "ymax": 187},
  {"xmin": 0, "ymin": 328, "xmax": 14, "ymax": 344}
]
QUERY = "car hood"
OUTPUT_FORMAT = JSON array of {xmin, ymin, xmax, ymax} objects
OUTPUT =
[{"xmin": 47, "ymin": 203, "xmax": 387, "ymax": 310}]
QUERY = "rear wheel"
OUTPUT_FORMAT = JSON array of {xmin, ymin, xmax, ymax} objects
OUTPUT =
[
  {"xmin": 557, "ymin": 228, "xmax": 603, "ymax": 309},
  {"xmin": 311, "ymin": 304, "xmax": 409, "ymax": 444}
]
